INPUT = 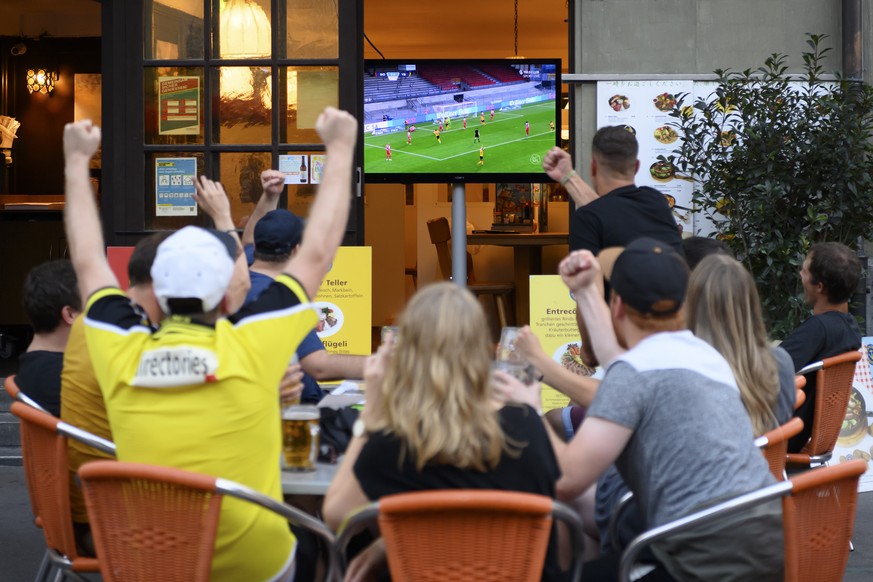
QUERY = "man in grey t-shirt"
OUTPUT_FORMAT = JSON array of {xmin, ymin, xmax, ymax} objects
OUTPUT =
[{"xmin": 553, "ymin": 238, "xmax": 783, "ymax": 581}]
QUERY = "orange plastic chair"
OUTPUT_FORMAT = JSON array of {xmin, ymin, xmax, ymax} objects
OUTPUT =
[
  {"xmin": 78, "ymin": 460, "xmax": 339, "ymax": 582},
  {"xmin": 754, "ymin": 417, "xmax": 804, "ymax": 480},
  {"xmin": 336, "ymin": 489, "xmax": 584, "ymax": 582},
  {"xmin": 789, "ymin": 351, "xmax": 862, "ymax": 467},
  {"xmin": 794, "ymin": 375, "xmax": 806, "ymax": 410},
  {"xmin": 616, "ymin": 459, "xmax": 867, "ymax": 582},
  {"xmin": 10, "ymin": 400, "xmax": 106, "ymax": 582},
  {"xmin": 782, "ymin": 459, "xmax": 866, "ymax": 582},
  {"xmin": 3, "ymin": 374, "xmax": 50, "ymax": 413}
]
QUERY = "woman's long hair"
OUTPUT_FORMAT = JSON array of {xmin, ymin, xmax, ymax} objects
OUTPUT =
[
  {"xmin": 686, "ymin": 254, "xmax": 779, "ymax": 436},
  {"xmin": 371, "ymin": 282, "xmax": 507, "ymax": 472}
]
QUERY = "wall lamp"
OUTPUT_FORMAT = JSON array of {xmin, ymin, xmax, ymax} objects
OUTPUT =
[{"xmin": 26, "ymin": 68, "xmax": 58, "ymax": 94}]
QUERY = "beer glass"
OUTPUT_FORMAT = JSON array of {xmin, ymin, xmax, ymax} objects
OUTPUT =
[
  {"xmin": 281, "ymin": 404, "xmax": 320, "ymax": 472},
  {"xmin": 492, "ymin": 359, "xmax": 538, "ymax": 385},
  {"xmin": 496, "ymin": 327, "xmax": 523, "ymax": 363},
  {"xmin": 381, "ymin": 325, "xmax": 400, "ymax": 344}
]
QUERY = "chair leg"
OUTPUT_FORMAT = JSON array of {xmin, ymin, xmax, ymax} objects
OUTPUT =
[
  {"xmin": 34, "ymin": 552, "xmax": 50, "ymax": 582},
  {"xmin": 494, "ymin": 294, "xmax": 508, "ymax": 329}
]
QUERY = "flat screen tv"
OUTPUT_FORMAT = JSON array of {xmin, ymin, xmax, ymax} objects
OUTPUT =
[{"xmin": 363, "ymin": 58, "xmax": 561, "ymax": 184}]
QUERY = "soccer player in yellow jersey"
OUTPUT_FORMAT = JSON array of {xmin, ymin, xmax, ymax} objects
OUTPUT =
[
  {"xmin": 480, "ymin": 113, "xmax": 486, "ymax": 125},
  {"xmin": 478, "ymin": 145, "xmax": 485, "ymax": 166},
  {"xmin": 62, "ymin": 107, "xmax": 357, "ymax": 582},
  {"xmin": 434, "ymin": 128, "xmax": 441, "ymax": 144}
]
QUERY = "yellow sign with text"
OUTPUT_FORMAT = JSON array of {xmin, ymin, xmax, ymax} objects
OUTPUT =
[
  {"xmin": 313, "ymin": 247, "xmax": 372, "ymax": 355},
  {"xmin": 529, "ymin": 275, "xmax": 598, "ymax": 412}
]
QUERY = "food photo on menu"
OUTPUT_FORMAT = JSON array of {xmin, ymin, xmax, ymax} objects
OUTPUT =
[{"xmin": 608, "ymin": 94, "xmax": 630, "ymax": 111}]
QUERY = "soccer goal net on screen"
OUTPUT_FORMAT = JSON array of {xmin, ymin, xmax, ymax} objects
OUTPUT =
[{"xmin": 432, "ymin": 101, "xmax": 478, "ymax": 120}]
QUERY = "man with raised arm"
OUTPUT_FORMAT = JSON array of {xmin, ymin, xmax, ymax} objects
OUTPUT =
[
  {"xmin": 547, "ymin": 240, "xmax": 782, "ymax": 581},
  {"xmin": 240, "ymin": 171, "xmax": 365, "ymax": 402},
  {"xmin": 63, "ymin": 107, "xmax": 357, "ymax": 582},
  {"xmin": 542, "ymin": 127, "xmax": 682, "ymax": 368}
]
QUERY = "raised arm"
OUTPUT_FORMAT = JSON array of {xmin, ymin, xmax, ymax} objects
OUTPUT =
[
  {"xmin": 193, "ymin": 176, "xmax": 241, "ymax": 250},
  {"xmin": 63, "ymin": 121, "xmax": 118, "ymax": 301},
  {"xmin": 542, "ymin": 147, "xmax": 598, "ymax": 207},
  {"xmin": 241, "ymin": 169, "xmax": 285, "ymax": 247},
  {"xmin": 284, "ymin": 108, "xmax": 357, "ymax": 298},
  {"xmin": 559, "ymin": 251, "xmax": 625, "ymax": 367}
]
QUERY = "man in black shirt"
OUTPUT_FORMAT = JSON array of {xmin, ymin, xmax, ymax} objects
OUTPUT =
[
  {"xmin": 542, "ymin": 127, "xmax": 683, "ymax": 366},
  {"xmin": 782, "ymin": 242, "xmax": 862, "ymax": 452},
  {"xmin": 17, "ymin": 260, "xmax": 81, "ymax": 416},
  {"xmin": 542, "ymin": 126, "xmax": 683, "ymax": 256}
]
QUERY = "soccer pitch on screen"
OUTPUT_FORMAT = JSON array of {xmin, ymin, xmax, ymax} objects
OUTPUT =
[{"xmin": 364, "ymin": 102, "xmax": 556, "ymax": 176}]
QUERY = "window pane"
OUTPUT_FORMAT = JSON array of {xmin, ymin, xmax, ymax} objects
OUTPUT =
[
  {"xmin": 283, "ymin": 67, "xmax": 338, "ymax": 143},
  {"xmin": 145, "ymin": 152, "xmax": 206, "ymax": 230},
  {"xmin": 218, "ymin": 152, "xmax": 273, "ymax": 225},
  {"xmin": 216, "ymin": 66, "xmax": 273, "ymax": 144},
  {"xmin": 285, "ymin": 0, "xmax": 338, "ymax": 59},
  {"xmin": 219, "ymin": 0, "xmax": 272, "ymax": 58},
  {"xmin": 145, "ymin": 67, "xmax": 205, "ymax": 145},
  {"xmin": 146, "ymin": 0, "xmax": 204, "ymax": 60},
  {"xmin": 282, "ymin": 150, "xmax": 329, "ymax": 218}
]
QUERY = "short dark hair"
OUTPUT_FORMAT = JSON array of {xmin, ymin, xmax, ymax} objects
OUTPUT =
[
  {"xmin": 808, "ymin": 242, "xmax": 861, "ymax": 304},
  {"xmin": 22, "ymin": 260, "xmax": 81, "ymax": 334},
  {"xmin": 128, "ymin": 231, "xmax": 173, "ymax": 286},
  {"xmin": 253, "ymin": 250, "xmax": 292, "ymax": 263},
  {"xmin": 682, "ymin": 236, "xmax": 731, "ymax": 270},
  {"xmin": 592, "ymin": 126, "xmax": 638, "ymax": 175}
]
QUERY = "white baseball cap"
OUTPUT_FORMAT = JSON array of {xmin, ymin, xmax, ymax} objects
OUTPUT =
[{"xmin": 151, "ymin": 226, "xmax": 237, "ymax": 315}]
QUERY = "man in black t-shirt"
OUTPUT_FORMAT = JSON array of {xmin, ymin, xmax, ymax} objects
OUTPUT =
[
  {"xmin": 17, "ymin": 260, "xmax": 82, "ymax": 416},
  {"xmin": 542, "ymin": 127, "xmax": 683, "ymax": 366},
  {"xmin": 782, "ymin": 242, "xmax": 862, "ymax": 452}
]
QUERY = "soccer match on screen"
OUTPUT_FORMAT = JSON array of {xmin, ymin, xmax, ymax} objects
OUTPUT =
[{"xmin": 363, "ymin": 60, "xmax": 559, "ymax": 179}]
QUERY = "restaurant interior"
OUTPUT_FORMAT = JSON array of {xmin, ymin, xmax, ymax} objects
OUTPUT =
[{"xmin": 0, "ymin": 0, "xmax": 571, "ymax": 353}]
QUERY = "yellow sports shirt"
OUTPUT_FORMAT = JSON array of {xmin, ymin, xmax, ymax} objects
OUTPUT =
[
  {"xmin": 84, "ymin": 274, "xmax": 316, "ymax": 582},
  {"xmin": 61, "ymin": 315, "xmax": 115, "ymax": 523}
]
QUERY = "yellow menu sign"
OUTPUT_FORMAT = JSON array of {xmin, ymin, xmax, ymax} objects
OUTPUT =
[
  {"xmin": 529, "ymin": 275, "xmax": 598, "ymax": 412},
  {"xmin": 313, "ymin": 247, "xmax": 372, "ymax": 355}
]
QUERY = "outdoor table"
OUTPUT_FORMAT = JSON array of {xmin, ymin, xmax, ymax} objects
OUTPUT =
[
  {"xmin": 281, "ymin": 461, "xmax": 339, "ymax": 496},
  {"xmin": 465, "ymin": 231, "xmax": 570, "ymax": 324}
]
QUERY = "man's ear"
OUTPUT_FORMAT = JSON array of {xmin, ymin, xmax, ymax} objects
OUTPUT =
[
  {"xmin": 633, "ymin": 159, "xmax": 640, "ymax": 175},
  {"xmin": 610, "ymin": 293, "xmax": 625, "ymax": 321},
  {"xmin": 61, "ymin": 305, "xmax": 78, "ymax": 326},
  {"xmin": 590, "ymin": 157, "xmax": 597, "ymax": 178}
]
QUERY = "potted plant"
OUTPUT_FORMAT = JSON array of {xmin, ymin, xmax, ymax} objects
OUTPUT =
[{"xmin": 669, "ymin": 34, "xmax": 873, "ymax": 337}]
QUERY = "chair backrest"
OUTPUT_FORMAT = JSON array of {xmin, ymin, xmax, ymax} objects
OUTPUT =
[
  {"xmin": 755, "ymin": 417, "xmax": 804, "ymax": 480},
  {"xmin": 337, "ymin": 489, "xmax": 584, "ymax": 582},
  {"xmin": 10, "ymin": 401, "xmax": 83, "ymax": 562},
  {"xmin": 79, "ymin": 460, "xmax": 221, "ymax": 582},
  {"xmin": 805, "ymin": 351, "xmax": 862, "ymax": 456},
  {"xmin": 79, "ymin": 460, "xmax": 338, "ymax": 582},
  {"xmin": 782, "ymin": 459, "xmax": 866, "ymax": 582},
  {"xmin": 426, "ymin": 217, "xmax": 477, "ymax": 283},
  {"xmin": 618, "ymin": 459, "xmax": 867, "ymax": 582},
  {"xmin": 4, "ymin": 374, "xmax": 49, "ymax": 412}
]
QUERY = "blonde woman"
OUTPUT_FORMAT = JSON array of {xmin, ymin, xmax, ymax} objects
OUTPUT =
[
  {"xmin": 323, "ymin": 283, "xmax": 561, "ymax": 582},
  {"xmin": 686, "ymin": 253, "xmax": 796, "ymax": 433}
]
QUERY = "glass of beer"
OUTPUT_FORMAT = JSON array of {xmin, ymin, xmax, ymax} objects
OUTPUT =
[
  {"xmin": 497, "ymin": 327, "xmax": 522, "ymax": 363},
  {"xmin": 281, "ymin": 404, "xmax": 320, "ymax": 472}
]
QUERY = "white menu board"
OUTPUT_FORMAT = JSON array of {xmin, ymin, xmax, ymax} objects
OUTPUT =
[{"xmin": 597, "ymin": 81, "xmax": 695, "ymax": 234}]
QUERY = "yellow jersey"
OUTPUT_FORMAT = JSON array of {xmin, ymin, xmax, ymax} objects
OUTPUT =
[{"xmin": 84, "ymin": 274, "xmax": 316, "ymax": 581}]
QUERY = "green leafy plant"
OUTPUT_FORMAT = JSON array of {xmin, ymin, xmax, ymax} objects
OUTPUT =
[{"xmin": 670, "ymin": 34, "xmax": 873, "ymax": 337}]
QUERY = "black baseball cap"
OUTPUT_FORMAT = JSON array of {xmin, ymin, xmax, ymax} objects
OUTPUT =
[
  {"xmin": 254, "ymin": 209, "xmax": 304, "ymax": 256},
  {"xmin": 597, "ymin": 237, "xmax": 689, "ymax": 316}
]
